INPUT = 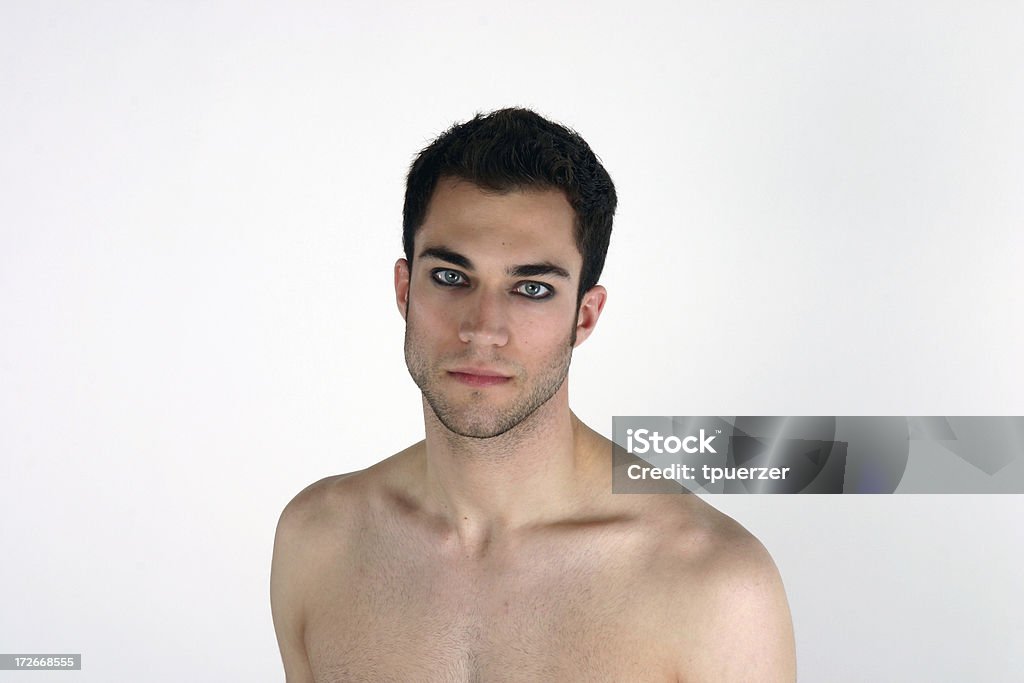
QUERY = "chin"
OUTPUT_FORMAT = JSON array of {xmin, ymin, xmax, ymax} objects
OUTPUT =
[{"xmin": 438, "ymin": 409, "xmax": 517, "ymax": 440}]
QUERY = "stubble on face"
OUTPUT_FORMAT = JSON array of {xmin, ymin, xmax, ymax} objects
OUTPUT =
[{"xmin": 404, "ymin": 313, "xmax": 576, "ymax": 440}]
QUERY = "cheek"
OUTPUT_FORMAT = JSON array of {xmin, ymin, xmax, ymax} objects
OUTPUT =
[
  {"xmin": 406, "ymin": 301, "xmax": 465, "ymax": 352},
  {"xmin": 408, "ymin": 287, "xmax": 453, "ymax": 325},
  {"xmin": 515, "ymin": 304, "xmax": 577, "ymax": 347}
]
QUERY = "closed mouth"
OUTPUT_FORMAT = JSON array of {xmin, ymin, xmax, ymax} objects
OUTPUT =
[{"xmin": 447, "ymin": 369, "xmax": 513, "ymax": 386}]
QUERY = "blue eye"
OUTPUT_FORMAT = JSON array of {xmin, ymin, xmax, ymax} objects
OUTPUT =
[
  {"xmin": 514, "ymin": 281, "xmax": 553, "ymax": 300},
  {"xmin": 431, "ymin": 268, "xmax": 468, "ymax": 286}
]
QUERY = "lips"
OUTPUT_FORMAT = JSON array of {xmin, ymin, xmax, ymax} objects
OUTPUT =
[{"xmin": 447, "ymin": 367, "xmax": 513, "ymax": 387}]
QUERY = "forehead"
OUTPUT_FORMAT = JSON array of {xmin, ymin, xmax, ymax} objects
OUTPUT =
[{"xmin": 416, "ymin": 179, "xmax": 580, "ymax": 268}]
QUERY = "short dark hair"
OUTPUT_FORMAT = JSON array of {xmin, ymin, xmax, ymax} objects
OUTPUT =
[{"xmin": 403, "ymin": 108, "xmax": 617, "ymax": 299}]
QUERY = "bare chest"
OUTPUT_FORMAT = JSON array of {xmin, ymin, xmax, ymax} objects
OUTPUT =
[{"xmin": 303, "ymin": 535, "xmax": 675, "ymax": 682}]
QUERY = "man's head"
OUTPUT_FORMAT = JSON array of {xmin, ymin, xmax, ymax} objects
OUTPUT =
[
  {"xmin": 395, "ymin": 109, "xmax": 616, "ymax": 439},
  {"xmin": 402, "ymin": 108, "xmax": 617, "ymax": 302}
]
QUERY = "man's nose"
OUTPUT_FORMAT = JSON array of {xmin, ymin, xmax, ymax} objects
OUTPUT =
[{"xmin": 458, "ymin": 288, "xmax": 510, "ymax": 347}]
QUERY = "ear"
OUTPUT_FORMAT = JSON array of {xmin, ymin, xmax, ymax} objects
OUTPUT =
[
  {"xmin": 573, "ymin": 285, "xmax": 607, "ymax": 347},
  {"xmin": 395, "ymin": 258, "xmax": 411, "ymax": 320}
]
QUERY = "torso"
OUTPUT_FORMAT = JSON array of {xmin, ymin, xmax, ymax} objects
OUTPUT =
[
  {"xmin": 284, "ymin": 442, "xmax": 764, "ymax": 683},
  {"xmin": 304, "ymin": 494, "xmax": 678, "ymax": 681}
]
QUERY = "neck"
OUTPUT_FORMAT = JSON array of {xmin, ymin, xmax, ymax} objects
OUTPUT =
[{"xmin": 416, "ymin": 383, "xmax": 602, "ymax": 551}]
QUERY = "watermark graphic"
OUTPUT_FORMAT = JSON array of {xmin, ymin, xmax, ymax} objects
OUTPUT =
[{"xmin": 612, "ymin": 417, "xmax": 1024, "ymax": 494}]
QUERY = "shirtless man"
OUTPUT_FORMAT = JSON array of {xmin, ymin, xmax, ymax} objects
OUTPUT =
[{"xmin": 271, "ymin": 108, "xmax": 796, "ymax": 682}]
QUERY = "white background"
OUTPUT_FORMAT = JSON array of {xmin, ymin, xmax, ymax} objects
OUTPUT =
[{"xmin": 2, "ymin": 2, "xmax": 1022, "ymax": 681}]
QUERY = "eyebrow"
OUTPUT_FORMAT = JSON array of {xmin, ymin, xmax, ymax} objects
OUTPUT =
[
  {"xmin": 419, "ymin": 246, "xmax": 472, "ymax": 269},
  {"xmin": 419, "ymin": 246, "xmax": 571, "ymax": 280},
  {"xmin": 508, "ymin": 262, "xmax": 571, "ymax": 279}
]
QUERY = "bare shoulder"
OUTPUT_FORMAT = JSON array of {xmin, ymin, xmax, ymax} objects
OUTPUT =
[
  {"xmin": 641, "ymin": 496, "xmax": 796, "ymax": 682},
  {"xmin": 274, "ymin": 470, "xmax": 364, "ymax": 545},
  {"xmin": 269, "ymin": 471, "xmax": 363, "ymax": 682},
  {"xmin": 270, "ymin": 444, "xmax": 422, "ymax": 681},
  {"xmin": 273, "ymin": 443, "xmax": 421, "ymax": 546},
  {"xmin": 588, "ymin": 423, "xmax": 795, "ymax": 680}
]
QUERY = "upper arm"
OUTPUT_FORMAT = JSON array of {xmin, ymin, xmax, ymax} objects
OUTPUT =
[
  {"xmin": 678, "ymin": 536, "xmax": 797, "ymax": 682},
  {"xmin": 270, "ymin": 494, "xmax": 318, "ymax": 683}
]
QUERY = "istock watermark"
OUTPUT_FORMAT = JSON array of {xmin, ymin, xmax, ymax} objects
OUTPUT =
[
  {"xmin": 612, "ymin": 416, "xmax": 1024, "ymax": 494},
  {"xmin": 625, "ymin": 428, "xmax": 717, "ymax": 454}
]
